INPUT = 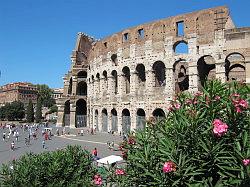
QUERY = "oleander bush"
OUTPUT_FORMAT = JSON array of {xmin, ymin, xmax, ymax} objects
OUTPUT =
[
  {"xmin": 0, "ymin": 145, "xmax": 97, "ymax": 187},
  {"xmin": 115, "ymin": 80, "xmax": 250, "ymax": 186}
]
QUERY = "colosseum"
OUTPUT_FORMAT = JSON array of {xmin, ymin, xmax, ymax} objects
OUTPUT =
[{"xmin": 56, "ymin": 6, "xmax": 250, "ymax": 134}]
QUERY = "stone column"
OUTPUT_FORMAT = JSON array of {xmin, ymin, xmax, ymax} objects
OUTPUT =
[
  {"xmin": 98, "ymin": 109, "xmax": 102, "ymax": 131},
  {"xmin": 146, "ymin": 70, "xmax": 154, "ymax": 94},
  {"xmin": 99, "ymin": 78, "xmax": 104, "ymax": 97},
  {"xmin": 72, "ymin": 77, "xmax": 77, "ymax": 95},
  {"xmin": 164, "ymin": 67, "xmax": 174, "ymax": 100},
  {"xmin": 63, "ymin": 80, "xmax": 69, "ymax": 95},
  {"xmin": 117, "ymin": 74, "xmax": 125, "ymax": 96},
  {"xmin": 130, "ymin": 71, "xmax": 137, "ymax": 95},
  {"xmin": 188, "ymin": 59, "xmax": 199, "ymax": 93},
  {"xmin": 117, "ymin": 110, "xmax": 122, "ymax": 134},
  {"xmin": 70, "ymin": 102, "xmax": 76, "ymax": 129},
  {"xmin": 56, "ymin": 105, "xmax": 64, "ymax": 127},
  {"xmin": 245, "ymin": 57, "xmax": 250, "ymax": 84},
  {"xmin": 130, "ymin": 109, "xmax": 137, "ymax": 131},
  {"xmin": 216, "ymin": 58, "xmax": 226, "ymax": 83}
]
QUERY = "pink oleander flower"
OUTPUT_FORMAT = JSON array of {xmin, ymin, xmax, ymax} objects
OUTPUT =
[
  {"xmin": 94, "ymin": 174, "xmax": 102, "ymax": 186},
  {"xmin": 243, "ymin": 159, "xmax": 250, "ymax": 166},
  {"xmin": 185, "ymin": 99, "xmax": 192, "ymax": 105},
  {"xmin": 239, "ymin": 99, "xmax": 248, "ymax": 109},
  {"xmin": 195, "ymin": 91, "xmax": 203, "ymax": 96},
  {"xmin": 174, "ymin": 103, "xmax": 181, "ymax": 109},
  {"xmin": 236, "ymin": 107, "xmax": 242, "ymax": 113},
  {"xmin": 115, "ymin": 168, "xmax": 125, "ymax": 175},
  {"xmin": 232, "ymin": 93, "xmax": 240, "ymax": 97},
  {"xmin": 163, "ymin": 161, "xmax": 176, "ymax": 173},
  {"xmin": 128, "ymin": 137, "xmax": 136, "ymax": 145},
  {"xmin": 212, "ymin": 119, "xmax": 228, "ymax": 137},
  {"xmin": 214, "ymin": 96, "xmax": 221, "ymax": 101}
]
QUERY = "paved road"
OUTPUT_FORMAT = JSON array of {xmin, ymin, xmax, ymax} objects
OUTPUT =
[{"xmin": 0, "ymin": 124, "xmax": 123, "ymax": 166}]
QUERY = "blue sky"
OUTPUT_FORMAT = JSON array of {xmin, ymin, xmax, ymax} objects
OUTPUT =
[{"xmin": 0, "ymin": 0, "xmax": 249, "ymax": 88}]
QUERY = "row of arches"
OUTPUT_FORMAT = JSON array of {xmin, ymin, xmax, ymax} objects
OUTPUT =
[
  {"xmin": 63, "ymin": 99, "xmax": 87, "ymax": 128},
  {"xmin": 88, "ymin": 52, "xmax": 246, "ymax": 95},
  {"xmin": 93, "ymin": 108, "xmax": 166, "ymax": 134}
]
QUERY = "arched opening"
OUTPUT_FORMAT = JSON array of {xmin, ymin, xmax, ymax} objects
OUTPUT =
[
  {"xmin": 173, "ymin": 59, "xmax": 189, "ymax": 93},
  {"xmin": 103, "ymin": 71, "xmax": 108, "ymax": 95},
  {"xmin": 111, "ymin": 108, "xmax": 118, "ymax": 132},
  {"xmin": 111, "ymin": 54, "xmax": 118, "ymax": 66},
  {"xmin": 152, "ymin": 108, "xmax": 165, "ymax": 121},
  {"xmin": 68, "ymin": 77, "xmax": 72, "ymax": 95},
  {"xmin": 102, "ymin": 108, "xmax": 108, "ymax": 132},
  {"xmin": 122, "ymin": 66, "xmax": 130, "ymax": 94},
  {"xmin": 77, "ymin": 71, "xmax": 87, "ymax": 78},
  {"xmin": 96, "ymin": 73, "xmax": 100, "ymax": 93},
  {"xmin": 76, "ymin": 99, "xmax": 87, "ymax": 128},
  {"xmin": 153, "ymin": 61, "xmax": 166, "ymax": 87},
  {"xmin": 197, "ymin": 55, "xmax": 216, "ymax": 90},
  {"xmin": 136, "ymin": 108, "xmax": 146, "ymax": 130},
  {"xmin": 136, "ymin": 64, "xmax": 146, "ymax": 82},
  {"xmin": 63, "ymin": 100, "xmax": 70, "ymax": 126},
  {"xmin": 76, "ymin": 81, "xmax": 87, "ymax": 96},
  {"xmin": 111, "ymin": 70, "xmax": 118, "ymax": 94},
  {"xmin": 225, "ymin": 53, "xmax": 245, "ymax": 82},
  {"xmin": 94, "ymin": 110, "xmax": 99, "ymax": 131},
  {"xmin": 122, "ymin": 109, "xmax": 131, "ymax": 134},
  {"xmin": 173, "ymin": 41, "xmax": 188, "ymax": 54}
]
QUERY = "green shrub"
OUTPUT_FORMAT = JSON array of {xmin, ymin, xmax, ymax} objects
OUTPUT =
[
  {"xmin": 117, "ymin": 80, "xmax": 250, "ymax": 186},
  {"xmin": 0, "ymin": 145, "xmax": 97, "ymax": 187}
]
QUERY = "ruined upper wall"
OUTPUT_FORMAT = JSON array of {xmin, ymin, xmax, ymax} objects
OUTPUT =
[{"xmin": 86, "ymin": 6, "xmax": 230, "ymax": 61}]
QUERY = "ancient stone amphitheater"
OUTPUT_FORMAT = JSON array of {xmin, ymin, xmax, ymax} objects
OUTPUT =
[{"xmin": 56, "ymin": 6, "xmax": 250, "ymax": 134}]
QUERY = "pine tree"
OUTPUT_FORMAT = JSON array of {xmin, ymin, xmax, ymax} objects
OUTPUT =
[
  {"xmin": 26, "ymin": 99, "xmax": 34, "ymax": 123},
  {"xmin": 35, "ymin": 97, "xmax": 42, "ymax": 123}
]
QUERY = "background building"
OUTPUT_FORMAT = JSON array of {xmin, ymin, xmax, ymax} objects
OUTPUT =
[
  {"xmin": 56, "ymin": 6, "xmax": 250, "ymax": 133},
  {"xmin": 0, "ymin": 82, "xmax": 38, "ymax": 106}
]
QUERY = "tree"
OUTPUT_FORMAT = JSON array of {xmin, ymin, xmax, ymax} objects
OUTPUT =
[
  {"xmin": 36, "ymin": 84, "xmax": 55, "ymax": 108},
  {"xmin": 35, "ymin": 97, "xmax": 42, "ymax": 123},
  {"xmin": 26, "ymin": 99, "xmax": 34, "ymax": 123},
  {"xmin": 0, "ymin": 101, "xmax": 24, "ymax": 121}
]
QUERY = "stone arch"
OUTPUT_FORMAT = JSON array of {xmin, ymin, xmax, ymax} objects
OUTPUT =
[
  {"xmin": 76, "ymin": 81, "xmax": 87, "ymax": 96},
  {"xmin": 173, "ymin": 40, "xmax": 188, "ymax": 54},
  {"xmin": 102, "ymin": 108, "xmax": 108, "ymax": 132},
  {"xmin": 152, "ymin": 108, "xmax": 165, "ymax": 121},
  {"xmin": 225, "ymin": 53, "xmax": 245, "ymax": 82},
  {"xmin": 111, "ymin": 108, "xmax": 118, "ymax": 132},
  {"xmin": 94, "ymin": 110, "xmax": 99, "ymax": 131},
  {"xmin": 111, "ymin": 54, "xmax": 118, "ymax": 66},
  {"xmin": 76, "ymin": 99, "xmax": 87, "ymax": 128},
  {"xmin": 136, "ymin": 64, "xmax": 146, "ymax": 82},
  {"xmin": 77, "ymin": 71, "xmax": 87, "ymax": 78},
  {"xmin": 122, "ymin": 66, "xmax": 130, "ymax": 94},
  {"xmin": 63, "ymin": 100, "xmax": 70, "ymax": 126},
  {"xmin": 68, "ymin": 77, "xmax": 72, "ymax": 95},
  {"xmin": 197, "ymin": 55, "xmax": 216, "ymax": 90},
  {"xmin": 153, "ymin": 61, "xmax": 166, "ymax": 87},
  {"xmin": 111, "ymin": 70, "xmax": 118, "ymax": 94},
  {"xmin": 96, "ymin": 73, "xmax": 100, "ymax": 93},
  {"xmin": 122, "ymin": 108, "xmax": 131, "ymax": 134},
  {"xmin": 173, "ymin": 59, "xmax": 189, "ymax": 93},
  {"xmin": 136, "ymin": 108, "xmax": 146, "ymax": 130}
]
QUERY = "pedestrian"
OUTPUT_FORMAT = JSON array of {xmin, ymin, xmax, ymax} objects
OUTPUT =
[
  {"xmin": 11, "ymin": 141, "xmax": 15, "ymax": 151},
  {"xmin": 16, "ymin": 131, "xmax": 19, "ymax": 142},
  {"xmin": 111, "ymin": 141, "xmax": 114, "ymax": 150},
  {"xmin": 92, "ymin": 147, "xmax": 98, "ymax": 157},
  {"xmin": 42, "ymin": 140, "xmax": 45, "ymax": 149},
  {"xmin": 80, "ymin": 129, "xmax": 84, "ymax": 136},
  {"xmin": 56, "ymin": 129, "xmax": 59, "ymax": 136},
  {"xmin": 2, "ymin": 132, "xmax": 6, "ymax": 141}
]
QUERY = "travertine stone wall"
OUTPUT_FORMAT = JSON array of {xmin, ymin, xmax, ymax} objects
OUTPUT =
[{"xmin": 56, "ymin": 6, "xmax": 250, "ymax": 133}]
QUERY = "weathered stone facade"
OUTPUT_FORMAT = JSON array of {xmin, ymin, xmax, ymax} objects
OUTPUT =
[{"xmin": 56, "ymin": 6, "xmax": 250, "ymax": 134}]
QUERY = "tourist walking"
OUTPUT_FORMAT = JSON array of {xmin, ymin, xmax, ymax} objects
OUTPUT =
[
  {"xmin": 42, "ymin": 140, "xmax": 45, "ymax": 149},
  {"xmin": 16, "ymin": 131, "xmax": 19, "ymax": 142},
  {"xmin": 11, "ymin": 141, "xmax": 15, "ymax": 151},
  {"xmin": 2, "ymin": 132, "xmax": 6, "ymax": 141}
]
